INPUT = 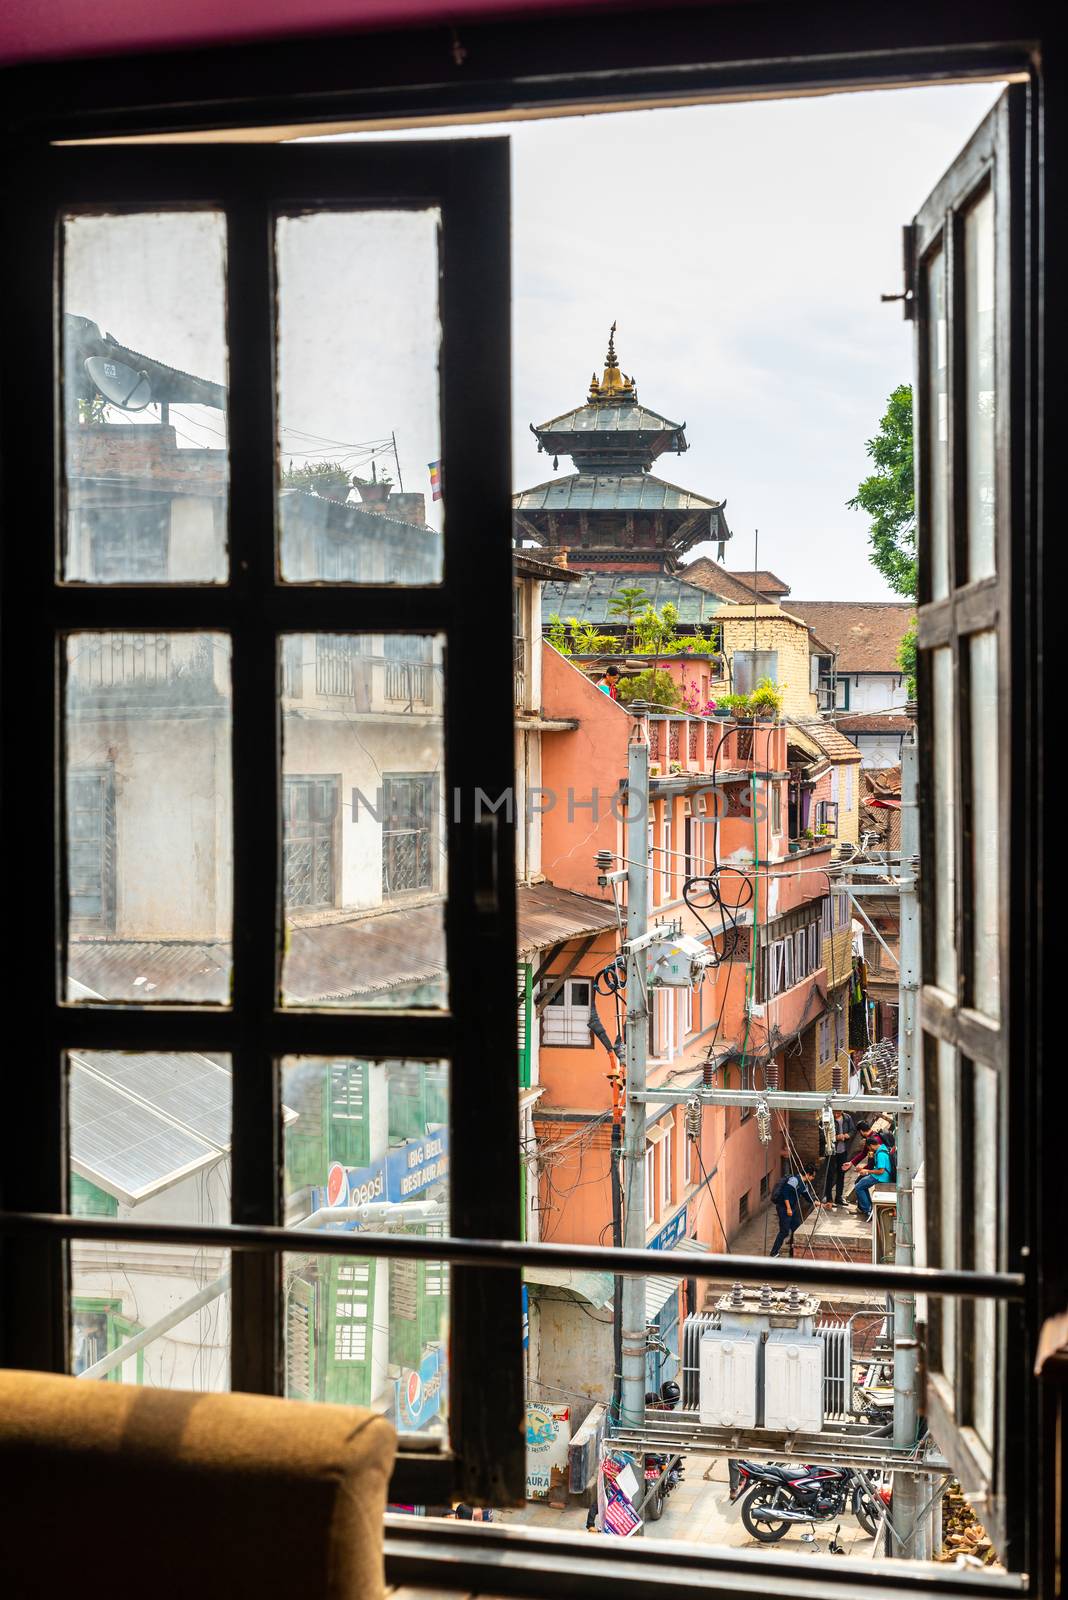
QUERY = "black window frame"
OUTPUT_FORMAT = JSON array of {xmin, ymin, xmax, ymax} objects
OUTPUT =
[
  {"xmin": 0, "ymin": 138, "xmax": 523, "ymax": 1510},
  {"xmin": 0, "ymin": 14, "xmax": 1056, "ymax": 1597}
]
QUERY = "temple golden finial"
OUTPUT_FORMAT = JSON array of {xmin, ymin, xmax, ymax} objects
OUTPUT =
[{"xmin": 588, "ymin": 321, "xmax": 635, "ymax": 403}]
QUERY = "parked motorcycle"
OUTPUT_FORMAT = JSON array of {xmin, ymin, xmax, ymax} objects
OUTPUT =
[
  {"xmin": 642, "ymin": 1380, "xmax": 684, "ymax": 1521},
  {"xmin": 728, "ymin": 1459, "xmax": 888, "ymax": 1542}
]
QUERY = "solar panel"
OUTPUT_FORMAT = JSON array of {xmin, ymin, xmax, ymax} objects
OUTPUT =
[
  {"xmin": 75, "ymin": 1051, "xmax": 232, "ymax": 1151},
  {"xmin": 70, "ymin": 1064, "xmax": 219, "ymax": 1204}
]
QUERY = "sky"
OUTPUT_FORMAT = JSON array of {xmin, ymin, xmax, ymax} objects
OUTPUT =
[{"xmin": 65, "ymin": 80, "xmax": 1004, "ymax": 601}]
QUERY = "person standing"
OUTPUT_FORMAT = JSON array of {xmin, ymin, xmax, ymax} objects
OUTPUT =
[
  {"xmin": 597, "ymin": 664, "xmax": 621, "ymax": 700},
  {"xmin": 821, "ymin": 1110, "xmax": 855, "ymax": 1209},
  {"xmin": 769, "ymin": 1169, "xmax": 815, "ymax": 1257}
]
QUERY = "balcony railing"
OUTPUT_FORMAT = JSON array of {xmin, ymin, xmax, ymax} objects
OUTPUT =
[
  {"xmin": 639, "ymin": 712, "xmax": 785, "ymax": 779},
  {"xmin": 282, "ymin": 635, "xmax": 438, "ymax": 713},
  {"xmin": 67, "ymin": 632, "xmax": 220, "ymax": 699},
  {"xmin": 514, "ymin": 635, "xmax": 530, "ymax": 713}
]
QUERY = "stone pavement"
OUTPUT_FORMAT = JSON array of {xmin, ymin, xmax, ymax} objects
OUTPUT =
[{"xmin": 501, "ymin": 1458, "xmax": 878, "ymax": 1555}]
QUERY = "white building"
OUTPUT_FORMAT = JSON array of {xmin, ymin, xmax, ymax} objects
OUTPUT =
[{"xmin": 788, "ymin": 600, "xmax": 914, "ymax": 767}]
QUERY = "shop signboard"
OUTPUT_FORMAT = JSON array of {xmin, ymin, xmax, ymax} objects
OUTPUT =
[
  {"xmin": 525, "ymin": 1402, "xmax": 571, "ymax": 1500},
  {"xmin": 314, "ymin": 1131, "xmax": 450, "ymax": 1216},
  {"xmin": 649, "ymin": 1204, "xmax": 688, "ymax": 1252},
  {"xmin": 395, "ymin": 1345, "xmax": 446, "ymax": 1432}
]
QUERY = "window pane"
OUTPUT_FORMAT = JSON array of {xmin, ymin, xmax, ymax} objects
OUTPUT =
[
  {"xmin": 276, "ymin": 210, "xmax": 443, "ymax": 585},
  {"xmin": 64, "ymin": 633, "xmax": 232, "ymax": 1003},
  {"xmin": 934, "ymin": 1037, "xmax": 959, "ymax": 1385},
  {"xmin": 972, "ymin": 1059, "xmax": 999, "ymax": 1450},
  {"xmin": 280, "ymin": 634, "xmax": 445, "ymax": 1008},
  {"xmin": 62, "ymin": 212, "xmax": 229, "ymax": 584},
  {"xmin": 927, "ymin": 246, "xmax": 950, "ymax": 601},
  {"xmin": 964, "ymin": 188, "xmax": 996, "ymax": 583},
  {"xmin": 931, "ymin": 646, "xmax": 957, "ymax": 993},
  {"xmin": 969, "ymin": 630, "xmax": 1000, "ymax": 1018},
  {"xmin": 282, "ymin": 1057, "xmax": 448, "ymax": 1438},
  {"xmin": 68, "ymin": 1050, "xmax": 232, "ymax": 1390}
]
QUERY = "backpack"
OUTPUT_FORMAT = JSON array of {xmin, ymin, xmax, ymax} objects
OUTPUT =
[{"xmin": 771, "ymin": 1174, "xmax": 796, "ymax": 1206}]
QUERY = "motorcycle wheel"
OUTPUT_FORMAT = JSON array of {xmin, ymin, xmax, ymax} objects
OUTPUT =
[
  {"xmin": 853, "ymin": 1489, "xmax": 879, "ymax": 1537},
  {"xmin": 741, "ymin": 1486, "xmax": 792, "ymax": 1542},
  {"xmin": 645, "ymin": 1485, "xmax": 665, "ymax": 1521}
]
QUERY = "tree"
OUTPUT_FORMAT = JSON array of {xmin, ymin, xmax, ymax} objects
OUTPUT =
[
  {"xmin": 282, "ymin": 460, "xmax": 353, "ymax": 499},
  {"xmin": 850, "ymin": 384, "xmax": 917, "ymax": 697},
  {"xmin": 607, "ymin": 584, "xmax": 650, "ymax": 648},
  {"xmin": 848, "ymin": 384, "xmax": 916, "ymax": 599}
]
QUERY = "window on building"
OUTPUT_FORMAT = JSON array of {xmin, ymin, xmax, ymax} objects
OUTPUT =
[
  {"xmin": 738, "ymin": 1189, "xmax": 750, "ymax": 1223},
  {"xmin": 383, "ymin": 633, "xmax": 433, "ymax": 705},
  {"xmin": 661, "ymin": 815, "xmax": 672, "ymax": 902},
  {"xmin": 283, "ymin": 775, "xmax": 338, "ymax": 909},
  {"xmin": 541, "ymin": 979, "xmax": 592, "ymax": 1046},
  {"xmin": 381, "ymin": 773, "xmax": 435, "ymax": 897},
  {"xmin": 760, "ymin": 1172, "xmax": 770, "ymax": 1201},
  {"xmin": 683, "ymin": 1130, "xmax": 692, "ymax": 1188},
  {"xmin": 661, "ymin": 1126, "xmax": 673, "ymax": 1209},
  {"xmin": 682, "ymin": 983, "xmax": 693, "ymax": 1039},
  {"xmin": 645, "ymin": 1143, "xmax": 656, "ymax": 1226},
  {"xmin": 818, "ymin": 1015, "xmax": 831, "ymax": 1062},
  {"xmin": 732, "ymin": 649, "xmax": 778, "ymax": 696},
  {"xmin": 67, "ymin": 767, "xmax": 116, "ymax": 931},
  {"xmin": 771, "ymin": 782, "xmax": 782, "ymax": 835}
]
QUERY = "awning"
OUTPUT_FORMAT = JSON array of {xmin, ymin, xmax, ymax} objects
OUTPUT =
[
  {"xmin": 645, "ymin": 1236, "xmax": 708, "ymax": 1321},
  {"xmin": 524, "ymin": 1266, "xmax": 614, "ymax": 1310},
  {"xmin": 517, "ymin": 882, "xmax": 619, "ymax": 953}
]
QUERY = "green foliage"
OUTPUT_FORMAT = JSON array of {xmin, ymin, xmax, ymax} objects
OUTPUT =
[
  {"xmin": 607, "ymin": 585, "xmax": 651, "ymax": 626},
  {"xmin": 898, "ymin": 619, "xmax": 917, "ymax": 700},
  {"xmin": 569, "ymin": 621, "xmax": 619, "ymax": 654},
  {"xmin": 749, "ymin": 676, "xmax": 785, "ymax": 718},
  {"xmin": 547, "ymin": 613, "xmax": 571, "ymax": 654},
  {"xmin": 848, "ymin": 384, "xmax": 917, "ymax": 598},
  {"xmin": 283, "ymin": 460, "xmax": 354, "ymax": 497},
  {"xmin": 78, "ymin": 395, "xmax": 109, "ymax": 424},
  {"xmin": 617, "ymin": 668, "xmax": 682, "ymax": 709},
  {"xmin": 717, "ymin": 692, "xmax": 754, "ymax": 718}
]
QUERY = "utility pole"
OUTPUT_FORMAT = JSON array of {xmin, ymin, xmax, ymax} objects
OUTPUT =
[
  {"xmin": 620, "ymin": 735, "xmax": 650, "ymax": 1443},
  {"xmin": 892, "ymin": 721, "xmax": 923, "ymax": 1556}
]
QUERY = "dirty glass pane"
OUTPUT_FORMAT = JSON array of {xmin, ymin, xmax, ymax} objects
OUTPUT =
[
  {"xmin": 964, "ymin": 188, "xmax": 996, "ymax": 584},
  {"xmin": 61, "ymin": 212, "xmax": 228, "ymax": 584},
  {"xmin": 64, "ymin": 633, "xmax": 232, "ymax": 1003},
  {"xmin": 931, "ymin": 647, "xmax": 957, "ymax": 994},
  {"xmin": 68, "ymin": 1050, "xmax": 232, "ymax": 1390},
  {"xmin": 927, "ymin": 247, "xmax": 950, "ymax": 601},
  {"xmin": 282, "ymin": 1054, "xmax": 449, "ymax": 1434},
  {"xmin": 280, "ymin": 634, "xmax": 445, "ymax": 1009},
  {"xmin": 276, "ymin": 210, "xmax": 443, "ymax": 585},
  {"xmin": 972, "ymin": 1059, "xmax": 999, "ymax": 1450},
  {"xmin": 969, "ymin": 630, "xmax": 999, "ymax": 1019},
  {"xmin": 935, "ymin": 1038, "xmax": 959, "ymax": 1385}
]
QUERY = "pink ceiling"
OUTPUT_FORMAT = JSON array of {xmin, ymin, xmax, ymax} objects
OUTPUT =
[{"xmin": 0, "ymin": 0, "xmax": 642, "ymax": 68}]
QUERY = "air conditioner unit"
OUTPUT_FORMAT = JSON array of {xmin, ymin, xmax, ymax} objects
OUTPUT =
[
  {"xmin": 699, "ymin": 1329, "xmax": 760, "ymax": 1428},
  {"xmin": 763, "ymin": 1329, "xmax": 824, "ymax": 1433}
]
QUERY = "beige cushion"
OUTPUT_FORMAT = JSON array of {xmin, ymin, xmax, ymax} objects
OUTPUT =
[{"xmin": 0, "ymin": 1370, "xmax": 396, "ymax": 1599}]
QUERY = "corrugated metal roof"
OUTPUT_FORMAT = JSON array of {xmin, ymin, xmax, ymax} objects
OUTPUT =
[
  {"xmin": 523, "ymin": 1266, "xmax": 615, "ymax": 1308},
  {"xmin": 68, "ymin": 939, "xmax": 231, "ymax": 1004},
  {"xmin": 535, "ymin": 401, "xmax": 684, "ymax": 436},
  {"xmin": 541, "ymin": 572, "xmax": 724, "ymax": 627},
  {"xmin": 284, "ymin": 901, "xmax": 446, "ymax": 1004},
  {"xmin": 515, "ymin": 473, "xmax": 719, "ymax": 514},
  {"xmin": 517, "ymin": 882, "xmax": 619, "ymax": 953}
]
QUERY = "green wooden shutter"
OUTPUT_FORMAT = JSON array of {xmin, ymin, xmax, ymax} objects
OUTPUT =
[
  {"xmin": 284, "ymin": 1066, "xmax": 327, "ymax": 1193},
  {"xmin": 389, "ymin": 1249, "xmax": 422, "ymax": 1370},
  {"xmin": 285, "ymin": 1274, "xmax": 317, "ymax": 1399},
  {"xmin": 70, "ymin": 1173, "xmax": 118, "ymax": 1217},
  {"xmin": 388, "ymin": 1062, "xmax": 426, "ymax": 1143},
  {"xmin": 322, "ymin": 1257, "xmax": 376, "ymax": 1405},
  {"xmin": 421, "ymin": 1218, "xmax": 447, "ymax": 1346},
  {"xmin": 518, "ymin": 961, "xmax": 532, "ymax": 1088},
  {"xmin": 328, "ymin": 1060, "xmax": 369, "ymax": 1168}
]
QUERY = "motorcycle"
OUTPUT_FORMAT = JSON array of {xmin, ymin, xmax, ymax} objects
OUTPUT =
[
  {"xmin": 642, "ymin": 1380, "xmax": 685, "ymax": 1521},
  {"xmin": 728, "ymin": 1459, "xmax": 888, "ymax": 1543}
]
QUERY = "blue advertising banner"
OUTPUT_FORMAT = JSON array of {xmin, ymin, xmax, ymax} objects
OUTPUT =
[
  {"xmin": 313, "ymin": 1131, "xmax": 450, "ymax": 1215},
  {"xmin": 648, "ymin": 1205, "xmax": 688, "ymax": 1252},
  {"xmin": 395, "ymin": 1346, "xmax": 446, "ymax": 1432}
]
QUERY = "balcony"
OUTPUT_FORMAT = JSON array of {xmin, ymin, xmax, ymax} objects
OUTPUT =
[
  {"xmin": 638, "ymin": 711, "xmax": 786, "ymax": 783},
  {"xmin": 282, "ymin": 635, "xmax": 440, "ymax": 716},
  {"xmin": 66, "ymin": 631, "xmax": 226, "ymax": 706}
]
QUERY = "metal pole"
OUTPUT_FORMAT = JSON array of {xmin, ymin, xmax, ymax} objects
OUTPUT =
[
  {"xmin": 621, "ymin": 736, "xmax": 650, "ymax": 1446},
  {"xmin": 892, "ymin": 727, "xmax": 922, "ymax": 1555}
]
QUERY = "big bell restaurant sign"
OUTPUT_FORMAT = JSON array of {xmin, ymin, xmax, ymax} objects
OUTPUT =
[
  {"xmin": 649, "ymin": 1204, "xmax": 687, "ymax": 1252},
  {"xmin": 525, "ymin": 1403, "xmax": 571, "ymax": 1501},
  {"xmin": 315, "ymin": 1131, "xmax": 449, "ymax": 1213}
]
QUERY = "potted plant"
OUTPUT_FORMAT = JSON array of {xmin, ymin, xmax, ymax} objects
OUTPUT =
[
  {"xmin": 749, "ymin": 676, "xmax": 784, "ymax": 722},
  {"xmin": 716, "ymin": 693, "xmax": 749, "ymax": 719}
]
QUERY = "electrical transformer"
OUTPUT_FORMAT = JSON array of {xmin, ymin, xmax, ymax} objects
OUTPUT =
[
  {"xmin": 698, "ymin": 1329, "xmax": 760, "ymax": 1428},
  {"xmin": 763, "ymin": 1329, "xmax": 824, "ymax": 1433}
]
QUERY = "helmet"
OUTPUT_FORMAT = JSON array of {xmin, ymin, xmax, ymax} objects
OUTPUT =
[{"xmin": 659, "ymin": 1380, "xmax": 680, "ymax": 1408}]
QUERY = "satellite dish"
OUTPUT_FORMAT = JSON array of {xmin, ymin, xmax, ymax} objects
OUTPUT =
[{"xmin": 84, "ymin": 356, "xmax": 152, "ymax": 412}]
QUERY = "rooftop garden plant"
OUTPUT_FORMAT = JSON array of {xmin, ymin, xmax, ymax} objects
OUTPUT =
[
  {"xmin": 616, "ymin": 668, "xmax": 682, "ymax": 709},
  {"xmin": 749, "ymin": 676, "xmax": 785, "ymax": 719}
]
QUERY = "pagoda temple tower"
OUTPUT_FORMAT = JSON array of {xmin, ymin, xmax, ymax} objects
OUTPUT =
[{"xmin": 513, "ymin": 324, "xmax": 731, "ymax": 575}]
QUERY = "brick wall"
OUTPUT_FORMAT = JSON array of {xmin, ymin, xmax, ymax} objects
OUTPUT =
[{"xmin": 720, "ymin": 609, "xmax": 819, "ymax": 720}]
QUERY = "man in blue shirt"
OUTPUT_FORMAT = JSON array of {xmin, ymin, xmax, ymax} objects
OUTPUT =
[
  {"xmin": 769, "ymin": 1169, "xmax": 815, "ymax": 1257},
  {"xmin": 852, "ymin": 1135, "xmax": 893, "ymax": 1218}
]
